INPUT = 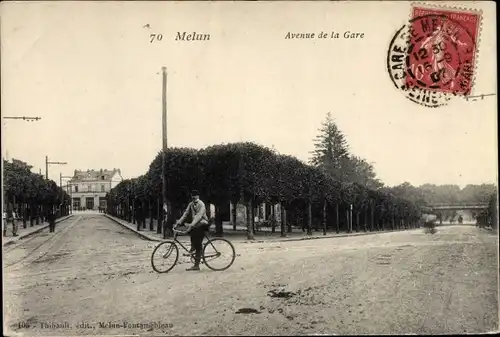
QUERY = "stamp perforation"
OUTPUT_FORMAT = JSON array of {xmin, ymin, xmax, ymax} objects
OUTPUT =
[{"xmin": 409, "ymin": 2, "xmax": 483, "ymax": 97}]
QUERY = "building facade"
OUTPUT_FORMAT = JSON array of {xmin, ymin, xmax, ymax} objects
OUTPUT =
[{"xmin": 67, "ymin": 168, "xmax": 122, "ymax": 211}]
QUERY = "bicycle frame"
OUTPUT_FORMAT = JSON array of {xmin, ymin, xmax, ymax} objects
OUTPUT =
[{"xmin": 171, "ymin": 228, "xmax": 221, "ymax": 259}]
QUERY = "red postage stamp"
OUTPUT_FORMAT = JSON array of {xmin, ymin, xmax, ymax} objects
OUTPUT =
[
  {"xmin": 406, "ymin": 6, "xmax": 480, "ymax": 96},
  {"xmin": 387, "ymin": 4, "xmax": 482, "ymax": 107}
]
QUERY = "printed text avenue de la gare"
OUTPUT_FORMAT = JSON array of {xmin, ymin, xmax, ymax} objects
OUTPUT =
[{"xmin": 285, "ymin": 31, "xmax": 365, "ymax": 39}]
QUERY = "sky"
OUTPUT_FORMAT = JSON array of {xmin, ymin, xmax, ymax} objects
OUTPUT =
[{"xmin": 1, "ymin": 1, "xmax": 497, "ymax": 188}]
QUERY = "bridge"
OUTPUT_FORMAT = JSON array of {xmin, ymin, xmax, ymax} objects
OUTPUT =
[{"xmin": 429, "ymin": 203, "xmax": 489, "ymax": 211}]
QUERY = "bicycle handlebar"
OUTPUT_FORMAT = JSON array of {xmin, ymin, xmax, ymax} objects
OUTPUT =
[
  {"xmin": 172, "ymin": 222, "xmax": 191, "ymax": 235},
  {"xmin": 172, "ymin": 228, "xmax": 189, "ymax": 235}
]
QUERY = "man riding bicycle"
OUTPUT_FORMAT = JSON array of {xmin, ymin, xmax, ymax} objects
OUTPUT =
[{"xmin": 175, "ymin": 190, "xmax": 210, "ymax": 271}]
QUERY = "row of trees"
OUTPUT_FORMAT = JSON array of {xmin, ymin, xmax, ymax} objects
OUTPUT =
[
  {"xmin": 384, "ymin": 182, "xmax": 497, "ymax": 207},
  {"xmin": 106, "ymin": 112, "xmax": 497, "ymax": 239},
  {"xmin": 311, "ymin": 113, "xmax": 496, "ymax": 208},
  {"xmin": 3, "ymin": 158, "xmax": 71, "ymax": 227},
  {"xmin": 106, "ymin": 141, "xmax": 422, "ymax": 239}
]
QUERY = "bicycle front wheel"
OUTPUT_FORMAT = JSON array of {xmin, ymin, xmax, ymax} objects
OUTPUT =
[
  {"xmin": 202, "ymin": 238, "xmax": 236, "ymax": 271},
  {"xmin": 151, "ymin": 241, "xmax": 179, "ymax": 273}
]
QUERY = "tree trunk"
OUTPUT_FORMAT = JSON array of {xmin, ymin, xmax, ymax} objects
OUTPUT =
[
  {"xmin": 149, "ymin": 200, "xmax": 154, "ymax": 231},
  {"xmin": 156, "ymin": 198, "xmax": 162, "ymax": 234},
  {"xmin": 141, "ymin": 201, "xmax": 146, "ymax": 229},
  {"xmin": 142, "ymin": 202, "xmax": 146, "ymax": 228},
  {"xmin": 356, "ymin": 212, "xmax": 360, "ymax": 232},
  {"xmin": 215, "ymin": 204, "xmax": 223, "ymax": 237},
  {"xmin": 345, "ymin": 209, "xmax": 349, "ymax": 233},
  {"xmin": 22, "ymin": 203, "xmax": 27, "ymax": 228},
  {"xmin": 36, "ymin": 205, "xmax": 40, "ymax": 225},
  {"xmin": 232, "ymin": 202, "xmax": 237, "ymax": 230},
  {"xmin": 335, "ymin": 204, "xmax": 340, "ymax": 233},
  {"xmin": 286, "ymin": 208, "xmax": 291, "ymax": 233},
  {"xmin": 322, "ymin": 199, "xmax": 327, "ymax": 235},
  {"xmin": 271, "ymin": 204, "xmax": 276, "ymax": 233},
  {"xmin": 364, "ymin": 208, "xmax": 368, "ymax": 232},
  {"xmin": 135, "ymin": 201, "xmax": 140, "ymax": 231},
  {"xmin": 132, "ymin": 200, "xmax": 136, "ymax": 225},
  {"xmin": 306, "ymin": 201, "xmax": 312, "ymax": 235},
  {"xmin": 280, "ymin": 203, "xmax": 286, "ymax": 237},
  {"xmin": 246, "ymin": 200, "xmax": 254, "ymax": 240},
  {"xmin": 370, "ymin": 202, "xmax": 374, "ymax": 231},
  {"xmin": 30, "ymin": 202, "xmax": 35, "ymax": 226},
  {"xmin": 251, "ymin": 205, "xmax": 256, "ymax": 233}
]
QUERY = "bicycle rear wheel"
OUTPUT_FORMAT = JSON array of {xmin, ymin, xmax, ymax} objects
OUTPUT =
[
  {"xmin": 202, "ymin": 238, "xmax": 236, "ymax": 271},
  {"xmin": 151, "ymin": 241, "xmax": 179, "ymax": 273}
]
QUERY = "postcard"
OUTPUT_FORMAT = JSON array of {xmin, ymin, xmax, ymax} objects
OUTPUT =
[{"xmin": 2, "ymin": 1, "xmax": 497, "ymax": 336}]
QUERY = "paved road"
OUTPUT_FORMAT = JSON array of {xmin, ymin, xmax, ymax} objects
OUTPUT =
[{"xmin": 3, "ymin": 214, "xmax": 499, "ymax": 336}]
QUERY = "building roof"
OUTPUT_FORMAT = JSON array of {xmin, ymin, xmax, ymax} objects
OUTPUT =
[{"xmin": 70, "ymin": 168, "xmax": 122, "ymax": 182}]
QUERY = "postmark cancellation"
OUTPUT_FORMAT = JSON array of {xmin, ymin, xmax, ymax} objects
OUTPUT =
[{"xmin": 387, "ymin": 3, "xmax": 482, "ymax": 108}]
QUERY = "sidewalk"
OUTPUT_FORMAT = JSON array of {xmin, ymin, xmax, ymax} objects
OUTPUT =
[
  {"xmin": 2, "ymin": 215, "xmax": 74, "ymax": 246},
  {"xmin": 104, "ymin": 214, "xmax": 423, "ymax": 244}
]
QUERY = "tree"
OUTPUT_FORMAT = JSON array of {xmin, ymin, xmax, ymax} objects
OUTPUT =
[
  {"xmin": 346, "ymin": 156, "xmax": 384, "ymax": 190},
  {"xmin": 418, "ymin": 184, "xmax": 461, "ymax": 204},
  {"xmin": 459, "ymin": 184, "xmax": 497, "ymax": 203},
  {"xmin": 3, "ymin": 158, "xmax": 70, "ymax": 220},
  {"xmin": 3, "ymin": 158, "xmax": 33, "ymax": 205},
  {"xmin": 387, "ymin": 182, "xmax": 428, "ymax": 207},
  {"xmin": 310, "ymin": 112, "xmax": 351, "ymax": 181}
]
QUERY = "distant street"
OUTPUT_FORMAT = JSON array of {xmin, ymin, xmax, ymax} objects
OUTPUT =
[{"xmin": 3, "ymin": 214, "xmax": 499, "ymax": 335}]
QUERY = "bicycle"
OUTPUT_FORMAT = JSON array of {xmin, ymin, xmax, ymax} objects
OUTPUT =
[{"xmin": 151, "ymin": 222, "xmax": 236, "ymax": 273}]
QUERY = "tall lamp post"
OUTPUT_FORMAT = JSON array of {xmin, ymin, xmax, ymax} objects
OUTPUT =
[
  {"xmin": 161, "ymin": 66, "xmax": 169, "ymax": 239},
  {"xmin": 45, "ymin": 157, "xmax": 66, "ymax": 216}
]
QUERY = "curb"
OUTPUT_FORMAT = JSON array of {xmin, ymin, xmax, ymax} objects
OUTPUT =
[
  {"xmin": 263, "ymin": 231, "xmax": 378, "ymax": 243},
  {"xmin": 104, "ymin": 214, "xmax": 162, "ymax": 242},
  {"xmin": 104, "ymin": 214, "xmax": 423, "ymax": 244},
  {"xmin": 246, "ymin": 227, "xmax": 423, "ymax": 244},
  {"xmin": 3, "ymin": 215, "xmax": 74, "ymax": 245}
]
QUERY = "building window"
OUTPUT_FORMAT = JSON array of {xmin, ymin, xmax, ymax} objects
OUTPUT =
[
  {"xmin": 74, "ymin": 185, "xmax": 78, "ymax": 193},
  {"xmin": 88, "ymin": 185, "xmax": 92, "ymax": 192},
  {"xmin": 101, "ymin": 184, "xmax": 105, "ymax": 192}
]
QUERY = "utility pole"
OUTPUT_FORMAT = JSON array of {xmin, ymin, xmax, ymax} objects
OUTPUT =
[
  {"xmin": 161, "ymin": 66, "xmax": 168, "ymax": 239},
  {"xmin": 44, "ymin": 157, "xmax": 66, "ymax": 217},
  {"xmin": 307, "ymin": 169, "xmax": 312, "ymax": 235},
  {"xmin": 61, "ymin": 173, "xmax": 73, "ymax": 214},
  {"xmin": 45, "ymin": 156, "xmax": 67, "ymax": 180}
]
